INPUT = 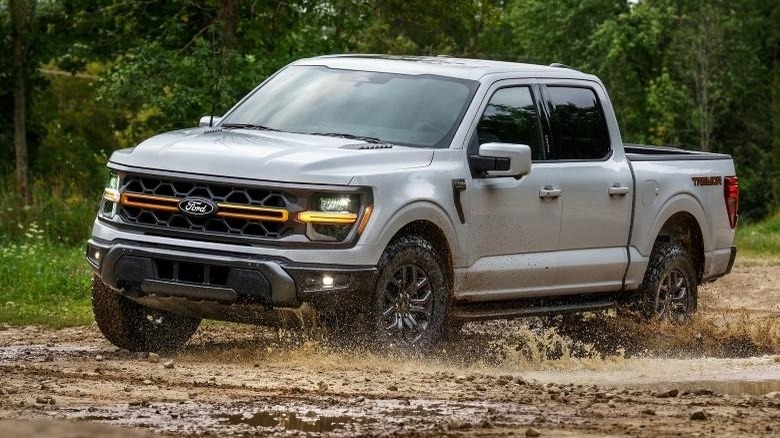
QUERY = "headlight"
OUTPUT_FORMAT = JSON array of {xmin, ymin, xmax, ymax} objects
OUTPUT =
[
  {"xmin": 100, "ymin": 171, "xmax": 120, "ymax": 219},
  {"xmin": 298, "ymin": 193, "xmax": 370, "ymax": 241}
]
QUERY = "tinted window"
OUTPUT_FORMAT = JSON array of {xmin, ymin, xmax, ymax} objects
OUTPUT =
[
  {"xmin": 546, "ymin": 86, "xmax": 610, "ymax": 160},
  {"xmin": 475, "ymin": 87, "xmax": 543, "ymax": 160},
  {"xmin": 222, "ymin": 66, "xmax": 478, "ymax": 148}
]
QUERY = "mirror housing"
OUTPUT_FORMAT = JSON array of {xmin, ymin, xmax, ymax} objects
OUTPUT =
[
  {"xmin": 199, "ymin": 115, "xmax": 223, "ymax": 127},
  {"xmin": 473, "ymin": 142, "xmax": 532, "ymax": 178}
]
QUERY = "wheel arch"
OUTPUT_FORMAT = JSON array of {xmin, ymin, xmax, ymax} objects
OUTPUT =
[
  {"xmin": 646, "ymin": 203, "xmax": 707, "ymax": 283},
  {"xmin": 374, "ymin": 201, "xmax": 463, "ymax": 288},
  {"xmin": 641, "ymin": 193, "xmax": 711, "ymax": 253}
]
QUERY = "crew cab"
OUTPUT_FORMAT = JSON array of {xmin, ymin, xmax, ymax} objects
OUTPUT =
[{"xmin": 87, "ymin": 55, "xmax": 738, "ymax": 351}]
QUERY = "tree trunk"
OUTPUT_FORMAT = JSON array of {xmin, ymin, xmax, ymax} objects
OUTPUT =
[
  {"xmin": 10, "ymin": 0, "xmax": 31, "ymax": 205},
  {"xmin": 693, "ymin": 15, "xmax": 712, "ymax": 152},
  {"xmin": 219, "ymin": 0, "xmax": 238, "ymax": 49},
  {"xmin": 773, "ymin": 69, "xmax": 780, "ymax": 211}
]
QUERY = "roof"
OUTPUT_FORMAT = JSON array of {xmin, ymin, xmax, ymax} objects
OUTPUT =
[{"xmin": 293, "ymin": 54, "xmax": 598, "ymax": 82}]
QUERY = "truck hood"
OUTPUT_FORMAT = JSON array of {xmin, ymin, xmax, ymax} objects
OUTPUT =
[{"xmin": 109, "ymin": 127, "xmax": 434, "ymax": 185}]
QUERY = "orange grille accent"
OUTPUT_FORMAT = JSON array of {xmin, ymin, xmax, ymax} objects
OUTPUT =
[
  {"xmin": 120, "ymin": 193, "xmax": 178, "ymax": 212},
  {"xmin": 119, "ymin": 192, "xmax": 289, "ymax": 222}
]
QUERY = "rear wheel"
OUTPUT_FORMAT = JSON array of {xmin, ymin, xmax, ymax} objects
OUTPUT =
[
  {"xmin": 91, "ymin": 276, "xmax": 201, "ymax": 352},
  {"xmin": 370, "ymin": 236, "xmax": 450, "ymax": 348},
  {"xmin": 629, "ymin": 242, "xmax": 698, "ymax": 323}
]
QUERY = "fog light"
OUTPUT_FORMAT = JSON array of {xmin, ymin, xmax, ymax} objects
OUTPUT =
[
  {"xmin": 86, "ymin": 244, "xmax": 103, "ymax": 268},
  {"xmin": 299, "ymin": 272, "xmax": 350, "ymax": 292}
]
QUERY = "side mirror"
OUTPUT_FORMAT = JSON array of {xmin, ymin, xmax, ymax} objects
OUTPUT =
[
  {"xmin": 472, "ymin": 142, "xmax": 532, "ymax": 178},
  {"xmin": 199, "ymin": 115, "xmax": 223, "ymax": 127}
]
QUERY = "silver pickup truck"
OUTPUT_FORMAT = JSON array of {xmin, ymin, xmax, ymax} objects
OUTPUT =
[{"xmin": 87, "ymin": 55, "xmax": 738, "ymax": 351}]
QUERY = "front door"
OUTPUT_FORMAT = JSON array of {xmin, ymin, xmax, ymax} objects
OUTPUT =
[{"xmin": 459, "ymin": 83, "xmax": 563, "ymax": 302}]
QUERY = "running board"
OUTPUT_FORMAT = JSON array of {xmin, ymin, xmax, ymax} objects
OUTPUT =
[{"xmin": 451, "ymin": 299, "xmax": 615, "ymax": 321}]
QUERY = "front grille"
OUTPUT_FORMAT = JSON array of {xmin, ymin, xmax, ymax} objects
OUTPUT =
[{"xmin": 118, "ymin": 175, "xmax": 298, "ymax": 239}]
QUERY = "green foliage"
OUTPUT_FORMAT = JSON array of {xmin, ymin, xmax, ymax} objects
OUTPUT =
[
  {"xmin": 0, "ymin": 230, "xmax": 92, "ymax": 327},
  {"xmin": 735, "ymin": 213, "xmax": 780, "ymax": 256},
  {"xmin": 97, "ymin": 41, "xmax": 278, "ymax": 147},
  {"xmin": 500, "ymin": 0, "xmax": 778, "ymax": 219},
  {"xmin": 506, "ymin": 0, "xmax": 628, "ymax": 67},
  {"xmin": 645, "ymin": 69, "xmax": 693, "ymax": 146}
]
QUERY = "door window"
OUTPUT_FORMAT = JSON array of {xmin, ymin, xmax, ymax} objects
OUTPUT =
[
  {"xmin": 474, "ymin": 86, "xmax": 543, "ymax": 161},
  {"xmin": 546, "ymin": 86, "xmax": 610, "ymax": 160}
]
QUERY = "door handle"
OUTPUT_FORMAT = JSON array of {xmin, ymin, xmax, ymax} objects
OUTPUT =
[
  {"xmin": 539, "ymin": 185, "xmax": 562, "ymax": 199},
  {"xmin": 608, "ymin": 184, "xmax": 630, "ymax": 196}
]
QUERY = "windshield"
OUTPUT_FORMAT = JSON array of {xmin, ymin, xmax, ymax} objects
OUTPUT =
[{"xmin": 221, "ymin": 65, "xmax": 478, "ymax": 148}]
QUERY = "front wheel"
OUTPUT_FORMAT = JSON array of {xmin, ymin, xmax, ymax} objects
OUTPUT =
[
  {"xmin": 629, "ymin": 242, "xmax": 698, "ymax": 323},
  {"xmin": 91, "ymin": 276, "xmax": 201, "ymax": 352},
  {"xmin": 370, "ymin": 236, "xmax": 450, "ymax": 348}
]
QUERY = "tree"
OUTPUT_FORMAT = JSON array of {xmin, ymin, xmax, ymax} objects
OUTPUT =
[
  {"xmin": 505, "ymin": 0, "xmax": 627, "ymax": 67},
  {"xmin": 9, "ymin": 0, "xmax": 32, "ymax": 204}
]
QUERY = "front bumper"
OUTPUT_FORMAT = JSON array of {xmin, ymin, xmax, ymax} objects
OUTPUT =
[{"xmin": 87, "ymin": 237, "xmax": 376, "ymax": 321}]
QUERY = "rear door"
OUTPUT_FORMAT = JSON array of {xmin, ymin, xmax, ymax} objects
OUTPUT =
[{"xmin": 538, "ymin": 83, "xmax": 633, "ymax": 293}]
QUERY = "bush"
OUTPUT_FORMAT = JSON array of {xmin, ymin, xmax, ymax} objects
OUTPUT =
[
  {"xmin": 0, "ymin": 175, "xmax": 101, "ymax": 245},
  {"xmin": 0, "ymin": 226, "xmax": 92, "ymax": 327}
]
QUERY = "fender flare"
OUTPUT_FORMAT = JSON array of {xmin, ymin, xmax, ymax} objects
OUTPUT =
[
  {"xmin": 639, "ymin": 193, "xmax": 711, "ymax": 257},
  {"xmin": 372, "ymin": 200, "xmax": 465, "ymax": 267}
]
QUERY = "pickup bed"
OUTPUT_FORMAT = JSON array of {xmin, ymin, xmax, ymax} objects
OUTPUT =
[{"xmin": 87, "ymin": 55, "xmax": 738, "ymax": 351}]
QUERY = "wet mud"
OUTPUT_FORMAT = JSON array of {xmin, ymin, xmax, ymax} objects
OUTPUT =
[{"xmin": 1, "ymin": 258, "xmax": 779, "ymax": 437}]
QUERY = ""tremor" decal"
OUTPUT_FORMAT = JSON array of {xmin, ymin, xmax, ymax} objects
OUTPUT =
[{"xmin": 691, "ymin": 176, "xmax": 723, "ymax": 186}]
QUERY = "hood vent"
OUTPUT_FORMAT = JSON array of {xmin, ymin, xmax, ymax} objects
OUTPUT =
[
  {"xmin": 203, "ymin": 128, "xmax": 223, "ymax": 134},
  {"xmin": 341, "ymin": 143, "xmax": 394, "ymax": 150}
]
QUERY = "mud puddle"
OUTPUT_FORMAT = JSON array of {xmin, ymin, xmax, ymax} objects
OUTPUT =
[
  {"xmin": 216, "ymin": 410, "xmax": 364, "ymax": 433},
  {"xmin": 51, "ymin": 397, "xmax": 561, "ymax": 436},
  {"xmin": 637, "ymin": 379, "xmax": 780, "ymax": 397}
]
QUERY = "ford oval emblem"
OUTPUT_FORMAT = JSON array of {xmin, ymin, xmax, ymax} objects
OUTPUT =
[{"xmin": 178, "ymin": 197, "xmax": 217, "ymax": 218}]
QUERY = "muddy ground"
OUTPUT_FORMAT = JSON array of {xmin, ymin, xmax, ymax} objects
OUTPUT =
[{"xmin": 1, "ymin": 258, "xmax": 779, "ymax": 437}]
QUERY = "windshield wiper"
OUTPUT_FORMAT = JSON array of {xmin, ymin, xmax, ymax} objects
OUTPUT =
[
  {"xmin": 220, "ymin": 123, "xmax": 282, "ymax": 132},
  {"xmin": 307, "ymin": 132, "xmax": 384, "ymax": 144}
]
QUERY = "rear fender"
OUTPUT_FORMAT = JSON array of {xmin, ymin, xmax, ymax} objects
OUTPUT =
[{"xmin": 639, "ymin": 193, "xmax": 711, "ymax": 257}]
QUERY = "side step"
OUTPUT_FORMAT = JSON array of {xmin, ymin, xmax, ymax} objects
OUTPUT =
[{"xmin": 452, "ymin": 299, "xmax": 615, "ymax": 321}]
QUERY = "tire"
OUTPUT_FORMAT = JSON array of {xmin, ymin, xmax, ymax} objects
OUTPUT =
[
  {"xmin": 369, "ymin": 236, "xmax": 450, "ymax": 348},
  {"xmin": 629, "ymin": 242, "xmax": 698, "ymax": 323},
  {"xmin": 91, "ymin": 276, "xmax": 201, "ymax": 352}
]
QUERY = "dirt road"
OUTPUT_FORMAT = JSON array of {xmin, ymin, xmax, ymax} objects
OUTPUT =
[{"xmin": 1, "ymin": 258, "xmax": 779, "ymax": 437}]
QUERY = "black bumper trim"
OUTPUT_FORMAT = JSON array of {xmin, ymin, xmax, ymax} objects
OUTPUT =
[
  {"xmin": 725, "ymin": 246, "xmax": 737, "ymax": 275},
  {"xmin": 142, "ymin": 279, "xmax": 238, "ymax": 302},
  {"xmin": 91, "ymin": 240, "xmax": 298, "ymax": 307},
  {"xmin": 87, "ymin": 239, "xmax": 376, "ymax": 311}
]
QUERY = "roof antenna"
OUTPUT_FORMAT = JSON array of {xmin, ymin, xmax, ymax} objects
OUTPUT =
[
  {"xmin": 549, "ymin": 62, "xmax": 572, "ymax": 69},
  {"xmin": 208, "ymin": 19, "xmax": 226, "ymax": 128}
]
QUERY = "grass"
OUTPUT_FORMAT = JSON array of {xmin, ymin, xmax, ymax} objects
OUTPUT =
[
  {"xmin": 735, "ymin": 212, "xmax": 780, "ymax": 256},
  {"xmin": 0, "ymin": 226, "xmax": 93, "ymax": 328}
]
